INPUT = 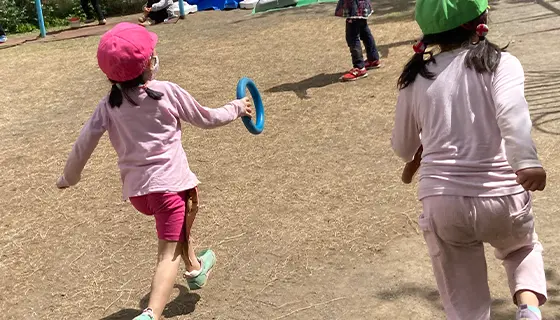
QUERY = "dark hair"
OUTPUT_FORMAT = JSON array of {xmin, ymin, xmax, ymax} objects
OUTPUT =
[
  {"xmin": 108, "ymin": 74, "xmax": 164, "ymax": 108},
  {"xmin": 398, "ymin": 12, "xmax": 507, "ymax": 89}
]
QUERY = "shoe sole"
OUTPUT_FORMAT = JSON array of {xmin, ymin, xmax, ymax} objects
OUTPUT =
[
  {"xmin": 341, "ymin": 73, "xmax": 368, "ymax": 82},
  {"xmin": 366, "ymin": 65, "xmax": 381, "ymax": 70}
]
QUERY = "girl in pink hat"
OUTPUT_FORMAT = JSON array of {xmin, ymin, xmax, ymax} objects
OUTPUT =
[{"xmin": 56, "ymin": 22, "xmax": 252, "ymax": 320}]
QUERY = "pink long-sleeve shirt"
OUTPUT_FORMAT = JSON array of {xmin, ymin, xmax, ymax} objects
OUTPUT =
[
  {"xmin": 61, "ymin": 80, "xmax": 246, "ymax": 200},
  {"xmin": 391, "ymin": 50, "xmax": 542, "ymax": 200}
]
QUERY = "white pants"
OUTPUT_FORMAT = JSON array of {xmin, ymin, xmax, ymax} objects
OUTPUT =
[{"xmin": 420, "ymin": 192, "xmax": 547, "ymax": 320}]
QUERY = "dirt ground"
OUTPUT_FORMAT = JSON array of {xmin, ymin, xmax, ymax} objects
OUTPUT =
[{"xmin": 0, "ymin": 0, "xmax": 559, "ymax": 319}]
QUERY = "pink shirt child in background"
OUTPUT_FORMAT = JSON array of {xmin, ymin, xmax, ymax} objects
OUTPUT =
[
  {"xmin": 391, "ymin": 0, "xmax": 548, "ymax": 319},
  {"xmin": 56, "ymin": 23, "xmax": 252, "ymax": 320}
]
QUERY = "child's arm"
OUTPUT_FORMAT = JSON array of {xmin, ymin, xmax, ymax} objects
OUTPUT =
[
  {"xmin": 171, "ymin": 84, "xmax": 250, "ymax": 129},
  {"xmin": 166, "ymin": 6, "xmax": 175, "ymax": 18},
  {"xmin": 391, "ymin": 88, "xmax": 422, "ymax": 162},
  {"xmin": 493, "ymin": 54, "xmax": 542, "ymax": 171},
  {"xmin": 57, "ymin": 105, "xmax": 108, "ymax": 188},
  {"xmin": 401, "ymin": 145, "xmax": 422, "ymax": 184},
  {"xmin": 493, "ymin": 54, "xmax": 546, "ymax": 191}
]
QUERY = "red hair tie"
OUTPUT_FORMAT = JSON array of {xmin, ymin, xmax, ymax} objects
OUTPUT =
[
  {"xmin": 413, "ymin": 40, "xmax": 426, "ymax": 54},
  {"xmin": 476, "ymin": 24, "xmax": 489, "ymax": 38}
]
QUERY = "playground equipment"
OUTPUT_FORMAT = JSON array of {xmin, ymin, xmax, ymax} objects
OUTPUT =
[
  {"xmin": 240, "ymin": 0, "xmax": 259, "ymax": 9},
  {"xmin": 252, "ymin": 0, "xmax": 336, "ymax": 13},
  {"xmin": 173, "ymin": 1, "xmax": 198, "ymax": 16},
  {"xmin": 35, "ymin": 0, "xmax": 47, "ymax": 37}
]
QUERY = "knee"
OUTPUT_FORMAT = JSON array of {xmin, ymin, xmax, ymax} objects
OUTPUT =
[{"xmin": 157, "ymin": 240, "xmax": 183, "ymax": 262}]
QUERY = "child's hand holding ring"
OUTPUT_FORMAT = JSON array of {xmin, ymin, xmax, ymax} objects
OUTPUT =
[{"xmin": 241, "ymin": 97, "xmax": 253, "ymax": 118}]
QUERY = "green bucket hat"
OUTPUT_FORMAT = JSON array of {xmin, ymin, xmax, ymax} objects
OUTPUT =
[{"xmin": 415, "ymin": 0, "xmax": 489, "ymax": 35}]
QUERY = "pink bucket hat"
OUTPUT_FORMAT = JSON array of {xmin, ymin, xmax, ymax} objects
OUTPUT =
[{"xmin": 97, "ymin": 22, "xmax": 158, "ymax": 82}]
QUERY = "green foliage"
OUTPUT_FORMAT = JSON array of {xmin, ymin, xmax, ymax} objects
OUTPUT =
[
  {"xmin": 69, "ymin": 1, "xmax": 87, "ymax": 19},
  {"xmin": 0, "ymin": 0, "xmax": 29, "ymax": 33},
  {"xmin": 0, "ymin": 0, "xmax": 146, "ymax": 34},
  {"xmin": 15, "ymin": 23, "xmax": 38, "ymax": 33},
  {"xmin": 0, "ymin": 0, "xmax": 71, "ymax": 33}
]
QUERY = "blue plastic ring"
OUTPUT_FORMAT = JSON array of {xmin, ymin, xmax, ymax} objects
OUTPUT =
[{"xmin": 237, "ymin": 77, "xmax": 265, "ymax": 135}]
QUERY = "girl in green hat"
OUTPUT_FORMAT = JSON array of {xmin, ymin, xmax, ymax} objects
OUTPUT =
[{"xmin": 391, "ymin": 0, "xmax": 548, "ymax": 319}]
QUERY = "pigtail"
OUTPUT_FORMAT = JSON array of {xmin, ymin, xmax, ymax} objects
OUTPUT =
[
  {"xmin": 465, "ymin": 24, "xmax": 506, "ymax": 73},
  {"xmin": 397, "ymin": 39, "xmax": 436, "ymax": 89},
  {"xmin": 108, "ymin": 75, "xmax": 165, "ymax": 108},
  {"xmin": 109, "ymin": 84, "xmax": 123, "ymax": 108},
  {"xmin": 144, "ymin": 87, "xmax": 164, "ymax": 101}
]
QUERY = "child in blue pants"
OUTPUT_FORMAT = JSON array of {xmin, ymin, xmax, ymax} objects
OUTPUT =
[{"xmin": 335, "ymin": 0, "xmax": 381, "ymax": 81}]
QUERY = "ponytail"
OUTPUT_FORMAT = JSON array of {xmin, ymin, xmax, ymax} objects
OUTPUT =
[
  {"xmin": 144, "ymin": 87, "xmax": 164, "ymax": 101},
  {"xmin": 397, "ymin": 39, "xmax": 436, "ymax": 89},
  {"xmin": 109, "ymin": 84, "xmax": 123, "ymax": 108},
  {"xmin": 107, "ymin": 75, "xmax": 164, "ymax": 108}
]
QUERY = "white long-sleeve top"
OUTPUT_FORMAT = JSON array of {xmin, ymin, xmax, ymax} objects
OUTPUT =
[{"xmin": 391, "ymin": 50, "xmax": 542, "ymax": 200}]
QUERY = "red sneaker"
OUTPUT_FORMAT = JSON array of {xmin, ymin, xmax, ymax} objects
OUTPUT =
[
  {"xmin": 340, "ymin": 68, "xmax": 368, "ymax": 82},
  {"xmin": 365, "ymin": 60, "xmax": 381, "ymax": 69}
]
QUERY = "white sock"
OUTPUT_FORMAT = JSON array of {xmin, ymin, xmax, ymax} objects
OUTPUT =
[{"xmin": 184, "ymin": 259, "xmax": 203, "ymax": 278}]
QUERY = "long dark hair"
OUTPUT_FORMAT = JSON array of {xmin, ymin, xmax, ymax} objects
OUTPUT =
[
  {"xmin": 398, "ymin": 12, "xmax": 507, "ymax": 89},
  {"xmin": 108, "ymin": 74, "xmax": 164, "ymax": 108}
]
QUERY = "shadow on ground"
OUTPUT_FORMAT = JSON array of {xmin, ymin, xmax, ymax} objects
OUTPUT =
[
  {"xmin": 490, "ymin": 0, "xmax": 560, "ymax": 16},
  {"xmin": 266, "ymin": 39, "xmax": 414, "ymax": 99},
  {"xmin": 526, "ymin": 70, "xmax": 560, "ymax": 135},
  {"xmin": 100, "ymin": 285, "xmax": 200, "ymax": 320},
  {"xmin": 376, "ymin": 269, "xmax": 560, "ymax": 319},
  {"xmin": 376, "ymin": 284, "xmax": 512, "ymax": 319},
  {"xmin": 490, "ymin": 0, "xmax": 560, "ymax": 35},
  {"xmin": 266, "ymin": 72, "xmax": 344, "ymax": 99}
]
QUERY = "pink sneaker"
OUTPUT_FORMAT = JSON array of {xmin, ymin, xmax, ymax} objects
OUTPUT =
[{"xmin": 340, "ymin": 68, "xmax": 368, "ymax": 82}]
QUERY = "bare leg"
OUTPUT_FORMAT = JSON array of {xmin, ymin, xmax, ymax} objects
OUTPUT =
[
  {"xmin": 516, "ymin": 290, "xmax": 540, "ymax": 307},
  {"xmin": 182, "ymin": 237, "xmax": 201, "ymax": 272},
  {"xmin": 182, "ymin": 188, "xmax": 201, "ymax": 274},
  {"xmin": 147, "ymin": 240, "xmax": 183, "ymax": 320}
]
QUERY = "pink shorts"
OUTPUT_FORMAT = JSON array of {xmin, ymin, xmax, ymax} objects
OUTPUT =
[{"xmin": 130, "ymin": 188, "xmax": 199, "ymax": 242}]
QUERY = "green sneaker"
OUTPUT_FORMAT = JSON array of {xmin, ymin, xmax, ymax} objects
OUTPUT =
[
  {"xmin": 133, "ymin": 308, "xmax": 154, "ymax": 320},
  {"xmin": 186, "ymin": 249, "xmax": 216, "ymax": 290}
]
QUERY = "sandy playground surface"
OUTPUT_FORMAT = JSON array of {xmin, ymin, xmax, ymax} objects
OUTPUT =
[{"xmin": 1, "ymin": 0, "xmax": 560, "ymax": 319}]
